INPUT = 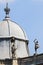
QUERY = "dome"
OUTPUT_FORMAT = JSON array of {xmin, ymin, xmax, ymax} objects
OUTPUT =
[
  {"xmin": 0, "ymin": 4, "xmax": 29, "ymax": 59},
  {"xmin": 0, "ymin": 18, "xmax": 27, "ymax": 40},
  {"xmin": 0, "ymin": 3, "xmax": 28, "ymax": 40}
]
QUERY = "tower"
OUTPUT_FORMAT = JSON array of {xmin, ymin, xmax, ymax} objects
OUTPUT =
[{"xmin": 0, "ymin": 3, "xmax": 29, "ymax": 60}]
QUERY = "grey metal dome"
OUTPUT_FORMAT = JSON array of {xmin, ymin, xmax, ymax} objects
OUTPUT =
[
  {"xmin": 0, "ymin": 3, "xmax": 28, "ymax": 40},
  {"xmin": 0, "ymin": 19, "xmax": 27, "ymax": 40}
]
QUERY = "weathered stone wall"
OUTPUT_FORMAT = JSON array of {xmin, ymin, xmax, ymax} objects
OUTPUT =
[
  {"xmin": 18, "ymin": 54, "xmax": 43, "ymax": 65},
  {"xmin": 0, "ymin": 54, "xmax": 43, "ymax": 65},
  {"xmin": 0, "ymin": 59, "xmax": 12, "ymax": 65}
]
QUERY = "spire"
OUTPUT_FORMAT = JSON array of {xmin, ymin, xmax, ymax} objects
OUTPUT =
[{"xmin": 4, "ymin": 3, "xmax": 10, "ymax": 18}]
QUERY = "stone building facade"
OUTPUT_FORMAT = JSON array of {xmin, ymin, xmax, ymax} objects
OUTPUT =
[{"xmin": 0, "ymin": 53, "xmax": 43, "ymax": 65}]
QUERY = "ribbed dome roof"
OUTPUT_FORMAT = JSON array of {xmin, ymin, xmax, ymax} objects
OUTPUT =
[
  {"xmin": 0, "ymin": 4, "xmax": 29, "ymax": 59},
  {"xmin": 0, "ymin": 18, "xmax": 27, "ymax": 40}
]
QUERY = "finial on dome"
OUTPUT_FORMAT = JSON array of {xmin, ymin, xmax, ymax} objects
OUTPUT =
[{"xmin": 4, "ymin": 3, "xmax": 10, "ymax": 18}]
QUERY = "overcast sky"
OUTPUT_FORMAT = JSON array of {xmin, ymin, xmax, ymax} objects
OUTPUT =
[{"xmin": 0, "ymin": 0, "xmax": 43, "ymax": 55}]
